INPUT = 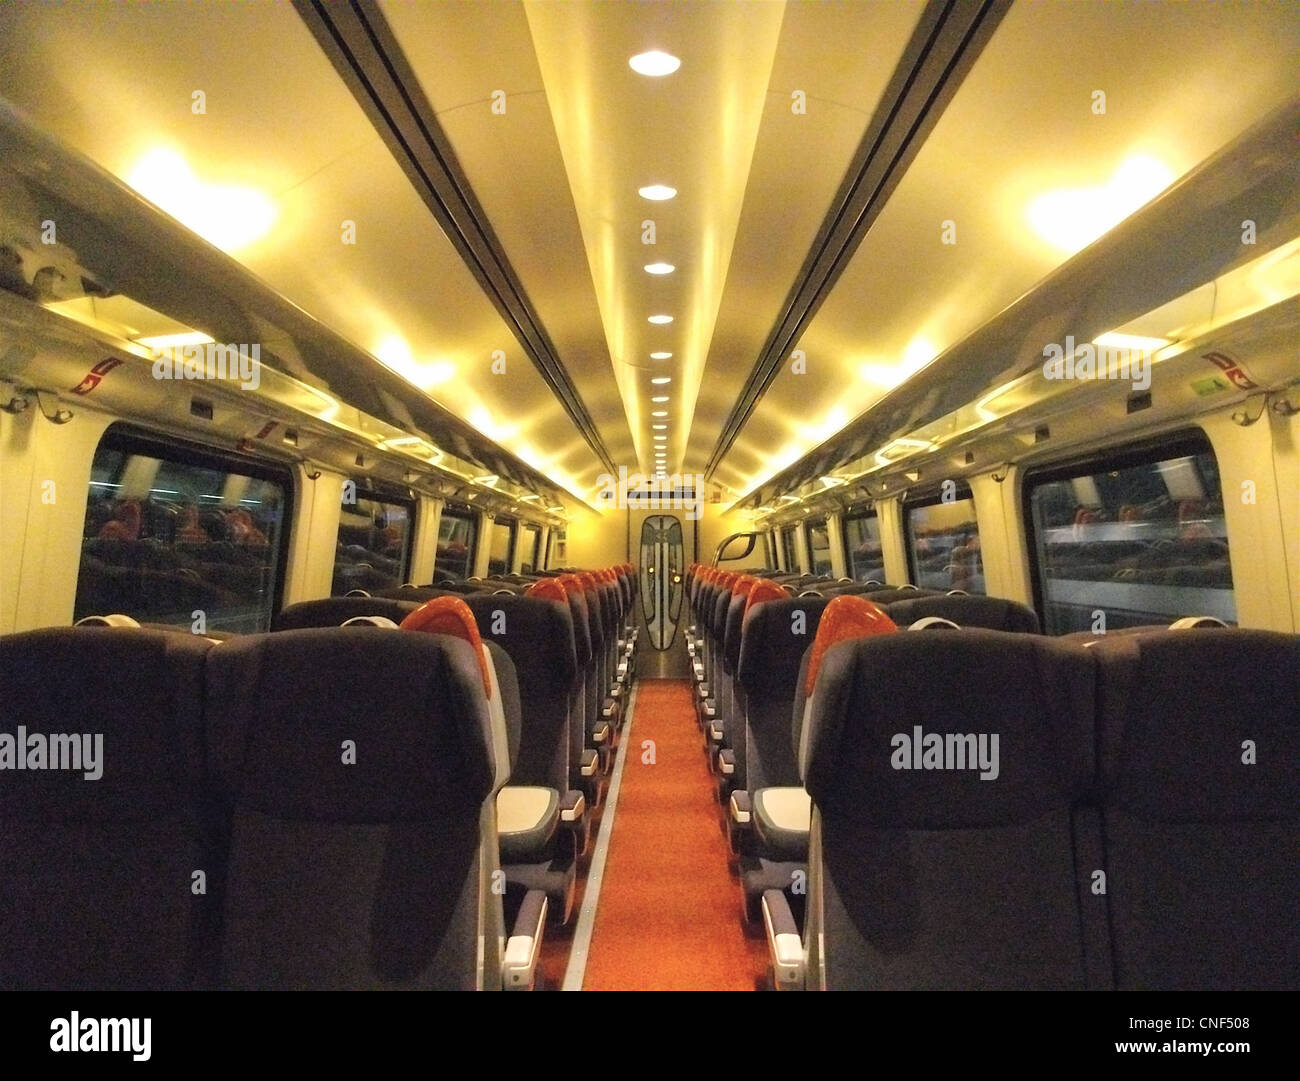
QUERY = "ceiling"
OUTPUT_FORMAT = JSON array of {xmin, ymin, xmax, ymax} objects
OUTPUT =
[{"xmin": 0, "ymin": 0, "xmax": 1296, "ymax": 513}]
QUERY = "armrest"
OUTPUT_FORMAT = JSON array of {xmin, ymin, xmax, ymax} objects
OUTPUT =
[
  {"xmin": 717, "ymin": 748, "xmax": 736, "ymax": 776},
  {"xmin": 503, "ymin": 888, "xmax": 548, "ymax": 991},
  {"xmin": 560, "ymin": 789, "xmax": 586, "ymax": 823},
  {"xmin": 729, "ymin": 789, "xmax": 752, "ymax": 825},
  {"xmin": 761, "ymin": 889, "xmax": 803, "ymax": 990},
  {"xmin": 579, "ymin": 748, "xmax": 599, "ymax": 777}
]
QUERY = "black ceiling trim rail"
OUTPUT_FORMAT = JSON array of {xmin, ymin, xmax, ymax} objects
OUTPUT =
[
  {"xmin": 297, "ymin": 0, "xmax": 617, "ymax": 475},
  {"xmin": 704, "ymin": 0, "xmax": 1011, "ymax": 480}
]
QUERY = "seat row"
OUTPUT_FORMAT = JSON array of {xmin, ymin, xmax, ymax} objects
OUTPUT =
[
  {"xmin": 1, "ymin": 566, "xmax": 640, "ymax": 990},
  {"xmin": 683, "ymin": 566, "xmax": 1297, "ymax": 990}
]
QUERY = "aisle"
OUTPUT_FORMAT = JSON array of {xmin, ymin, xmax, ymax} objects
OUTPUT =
[{"xmin": 574, "ymin": 679, "xmax": 768, "ymax": 990}]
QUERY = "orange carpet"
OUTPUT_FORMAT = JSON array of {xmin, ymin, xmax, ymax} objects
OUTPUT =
[{"xmin": 580, "ymin": 679, "xmax": 769, "ymax": 990}]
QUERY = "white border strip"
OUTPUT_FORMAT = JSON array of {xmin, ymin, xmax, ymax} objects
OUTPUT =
[{"xmin": 561, "ymin": 682, "xmax": 638, "ymax": 991}]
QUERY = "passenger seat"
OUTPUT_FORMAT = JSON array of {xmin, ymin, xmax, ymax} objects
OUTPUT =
[
  {"xmin": 0, "ymin": 627, "xmax": 219, "ymax": 989},
  {"xmin": 1092, "ymin": 628, "xmax": 1299, "ymax": 990}
]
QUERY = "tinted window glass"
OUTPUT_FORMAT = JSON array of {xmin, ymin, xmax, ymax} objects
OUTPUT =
[
  {"xmin": 844, "ymin": 513, "xmax": 885, "ymax": 583},
  {"xmin": 1027, "ymin": 442, "xmax": 1235, "ymax": 634},
  {"xmin": 76, "ymin": 431, "xmax": 288, "ymax": 633},
  {"xmin": 332, "ymin": 492, "xmax": 411, "ymax": 596},
  {"xmin": 905, "ymin": 493, "xmax": 985, "ymax": 594},
  {"xmin": 807, "ymin": 518, "xmax": 832, "ymax": 575},
  {"xmin": 519, "ymin": 523, "xmax": 541, "ymax": 573},
  {"xmin": 436, "ymin": 507, "xmax": 477, "ymax": 581},
  {"xmin": 781, "ymin": 526, "xmax": 799, "ymax": 572},
  {"xmin": 489, "ymin": 518, "xmax": 516, "ymax": 576}
]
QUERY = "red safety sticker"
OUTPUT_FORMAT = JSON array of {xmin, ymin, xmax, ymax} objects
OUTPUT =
[
  {"xmin": 70, "ymin": 357, "xmax": 123, "ymax": 396},
  {"xmin": 1202, "ymin": 351, "xmax": 1257, "ymax": 391}
]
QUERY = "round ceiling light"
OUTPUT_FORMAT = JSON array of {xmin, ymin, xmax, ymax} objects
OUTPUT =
[{"xmin": 629, "ymin": 51, "xmax": 681, "ymax": 77}]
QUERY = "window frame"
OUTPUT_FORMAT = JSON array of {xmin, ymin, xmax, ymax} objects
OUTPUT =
[
  {"xmin": 901, "ymin": 482, "xmax": 977, "ymax": 588},
  {"xmin": 841, "ymin": 507, "xmax": 884, "ymax": 582},
  {"xmin": 519, "ymin": 522, "xmax": 542, "ymax": 573},
  {"xmin": 805, "ymin": 515, "xmax": 832, "ymax": 576},
  {"xmin": 435, "ymin": 503, "xmax": 479, "ymax": 581},
  {"xmin": 488, "ymin": 515, "xmax": 518, "ymax": 577},
  {"xmin": 78, "ymin": 423, "xmax": 293, "ymax": 631},
  {"xmin": 1020, "ymin": 428, "xmax": 1231, "ymax": 633},
  {"xmin": 333, "ymin": 481, "xmax": 416, "ymax": 595},
  {"xmin": 780, "ymin": 524, "xmax": 799, "ymax": 572}
]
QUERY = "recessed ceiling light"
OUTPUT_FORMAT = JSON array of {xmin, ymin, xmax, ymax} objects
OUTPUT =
[
  {"xmin": 651, "ymin": 376, "xmax": 671, "ymax": 384},
  {"xmin": 629, "ymin": 51, "xmax": 681, "ymax": 77},
  {"xmin": 638, "ymin": 184, "xmax": 678, "ymax": 201},
  {"xmin": 648, "ymin": 314, "xmax": 673, "ymax": 325},
  {"xmin": 644, "ymin": 262, "xmax": 675, "ymax": 275},
  {"xmin": 651, "ymin": 395, "xmax": 669, "ymax": 403},
  {"xmin": 650, "ymin": 351, "xmax": 672, "ymax": 360},
  {"xmin": 651, "ymin": 410, "xmax": 668, "ymax": 417},
  {"xmin": 652, "ymin": 424, "xmax": 667, "ymax": 430}
]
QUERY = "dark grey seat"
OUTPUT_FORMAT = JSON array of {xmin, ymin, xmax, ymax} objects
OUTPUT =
[
  {"xmin": 884, "ymin": 593, "xmax": 1040, "ymax": 633},
  {"xmin": 0, "ymin": 627, "xmax": 218, "ymax": 990},
  {"xmin": 271, "ymin": 596, "xmax": 419, "ymax": 630},
  {"xmin": 731, "ymin": 592, "xmax": 833, "ymax": 915},
  {"xmin": 1092, "ymin": 628, "xmax": 1299, "ymax": 990},
  {"xmin": 206, "ymin": 627, "xmax": 501, "ymax": 990},
  {"xmin": 797, "ymin": 630, "xmax": 1100, "ymax": 990}
]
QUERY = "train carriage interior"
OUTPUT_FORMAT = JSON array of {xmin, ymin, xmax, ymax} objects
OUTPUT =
[{"xmin": 0, "ymin": 0, "xmax": 1296, "ymax": 1021}]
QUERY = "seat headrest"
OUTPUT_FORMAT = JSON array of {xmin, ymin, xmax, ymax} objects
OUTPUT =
[
  {"xmin": 909, "ymin": 616, "xmax": 960, "ymax": 631},
  {"xmin": 340, "ymin": 615, "xmax": 398, "ymax": 628},
  {"xmin": 400, "ymin": 596, "xmax": 492, "ymax": 697},
  {"xmin": 344, "ymin": 589, "xmax": 371, "ymax": 598},
  {"xmin": 805, "ymin": 594, "xmax": 897, "ymax": 695},
  {"xmin": 526, "ymin": 577, "xmax": 568, "ymax": 602},
  {"xmin": 731, "ymin": 573, "xmax": 757, "ymax": 597},
  {"xmin": 744, "ymin": 579, "xmax": 786, "ymax": 617}
]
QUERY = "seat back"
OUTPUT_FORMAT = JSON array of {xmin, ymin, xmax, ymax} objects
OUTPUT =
[
  {"xmin": 884, "ymin": 594, "xmax": 1041, "ymax": 633},
  {"xmin": 206, "ymin": 628, "xmax": 499, "ymax": 990},
  {"xmin": 802, "ymin": 630, "xmax": 1098, "ymax": 990},
  {"xmin": 271, "ymin": 597, "xmax": 419, "ymax": 630},
  {"xmin": 736, "ymin": 594, "xmax": 831, "ymax": 791},
  {"xmin": 0, "ymin": 627, "xmax": 218, "ymax": 989},
  {"xmin": 463, "ymin": 592, "xmax": 577, "ymax": 792},
  {"xmin": 1093, "ymin": 629, "xmax": 1299, "ymax": 990}
]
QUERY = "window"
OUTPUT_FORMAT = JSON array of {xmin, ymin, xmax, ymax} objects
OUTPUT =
[
  {"xmin": 435, "ymin": 506, "xmax": 477, "ymax": 581},
  {"xmin": 488, "ymin": 517, "xmax": 516, "ymax": 576},
  {"xmin": 75, "ymin": 426, "xmax": 289, "ymax": 633},
  {"xmin": 780, "ymin": 525, "xmax": 799, "ymax": 572},
  {"xmin": 904, "ymin": 487, "xmax": 985, "ymax": 594},
  {"xmin": 332, "ymin": 488, "xmax": 412, "ymax": 596},
  {"xmin": 807, "ymin": 518, "xmax": 833, "ymax": 576},
  {"xmin": 1025, "ymin": 434, "xmax": 1235, "ymax": 635},
  {"xmin": 519, "ymin": 523, "xmax": 541, "ymax": 573},
  {"xmin": 844, "ymin": 511, "xmax": 885, "ymax": 583}
]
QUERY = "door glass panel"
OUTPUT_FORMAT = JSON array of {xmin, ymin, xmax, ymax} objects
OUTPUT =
[{"xmin": 640, "ymin": 514, "xmax": 684, "ymax": 649}]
